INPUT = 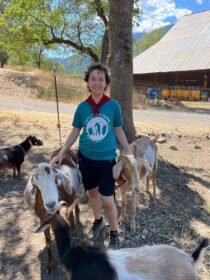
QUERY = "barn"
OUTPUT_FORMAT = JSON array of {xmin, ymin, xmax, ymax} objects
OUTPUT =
[{"xmin": 133, "ymin": 10, "xmax": 210, "ymax": 100}]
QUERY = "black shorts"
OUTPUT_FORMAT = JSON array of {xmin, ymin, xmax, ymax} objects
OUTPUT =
[{"xmin": 78, "ymin": 153, "xmax": 116, "ymax": 196}]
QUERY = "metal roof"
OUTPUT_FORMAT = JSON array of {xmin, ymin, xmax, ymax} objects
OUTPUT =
[{"xmin": 133, "ymin": 10, "xmax": 210, "ymax": 74}]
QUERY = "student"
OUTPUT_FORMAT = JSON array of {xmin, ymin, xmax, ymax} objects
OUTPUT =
[{"xmin": 50, "ymin": 63, "xmax": 132, "ymax": 249}]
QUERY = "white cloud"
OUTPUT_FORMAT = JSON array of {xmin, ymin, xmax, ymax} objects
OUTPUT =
[
  {"xmin": 134, "ymin": 0, "xmax": 192, "ymax": 32},
  {"xmin": 195, "ymin": 0, "xmax": 203, "ymax": 4}
]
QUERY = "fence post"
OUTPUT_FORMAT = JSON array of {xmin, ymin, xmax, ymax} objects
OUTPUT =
[{"xmin": 53, "ymin": 67, "xmax": 62, "ymax": 147}]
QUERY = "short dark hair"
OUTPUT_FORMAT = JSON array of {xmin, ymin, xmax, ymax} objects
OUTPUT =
[{"xmin": 84, "ymin": 63, "xmax": 110, "ymax": 86}]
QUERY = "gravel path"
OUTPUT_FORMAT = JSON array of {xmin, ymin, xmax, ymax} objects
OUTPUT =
[
  {"xmin": 1, "ymin": 68, "xmax": 210, "ymax": 130},
  {"xmin": 0, "ymin": 98, "xmax": 210, "ymax": 129}
]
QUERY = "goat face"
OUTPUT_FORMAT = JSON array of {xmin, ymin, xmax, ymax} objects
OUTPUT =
[
  {"xmin": 113, "ymin": 154, "xmax": 141, "ymax": 191},
  {"xmin": 24, "ymin": 163, "xmax": 72, "ymax": 214},
  {"xmin": 113, "ymin": 154, "xmax": 151, "ymax": 192},
  {"xmin": 28, "ymin": 135, "xmax": 43, "ymax": 146}
]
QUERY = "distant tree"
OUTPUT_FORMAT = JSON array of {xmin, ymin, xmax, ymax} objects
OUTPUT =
[
  {"xmin": 0, "ymin": 48, "xmax": 9, "ymax": 67},
  {"xmin": 133, "ymin": 25, "xmax": 172, "ymax": 57},
  {"xmin": 109, "ymin": 0, "xmax": 135, "ymax": 142}
]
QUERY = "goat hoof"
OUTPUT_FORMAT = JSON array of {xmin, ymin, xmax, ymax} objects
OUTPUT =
[
  {"xmin": 118, "ymin": 217, "xmax": 124, "ymax": 226},
  {"xmin": 47, "ymin": 267, "xmax": 54, "ymax": 274},
  {"xmin": 130, "ymin": 228, "xmax": 136, "ymax": 235}
]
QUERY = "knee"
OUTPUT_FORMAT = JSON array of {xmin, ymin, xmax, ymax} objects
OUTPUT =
[{"xmin": 101, "ymin": 196, "xmax": 115, "ymax": 211}]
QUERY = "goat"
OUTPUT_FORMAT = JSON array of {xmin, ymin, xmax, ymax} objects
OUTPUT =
[
  {"xmin": 0, "ymin": 135, "xmax": 43, "ymax": 178},
  {"xmin": 113, "ymin": 136, "xmax": 157, "ymax": 234},
  {"xmin": 37, "ymin": 210, "xmax": 209, "ymax": 280},
  {"xmin": 24, "ymin": 149, "xmax": 82, "ymax": 273}
]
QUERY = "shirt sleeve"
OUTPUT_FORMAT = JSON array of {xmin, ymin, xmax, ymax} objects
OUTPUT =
[
  {"xmin": 113, "ymin": 101, "xmax": 123, "ymax": 127},
  {"xmin": 72, "ymin": 105, "xmax": 83, "ymax": 128}
]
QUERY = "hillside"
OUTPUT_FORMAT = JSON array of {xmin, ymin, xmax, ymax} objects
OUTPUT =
[{"xmin": 133, "ymin": 24, "xmax": 173, "ymax": 57}]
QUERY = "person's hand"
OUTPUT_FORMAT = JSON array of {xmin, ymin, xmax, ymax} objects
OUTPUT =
[{"xmin": 50, "ymin": 153, "xmax": 64, "ymax": 168}]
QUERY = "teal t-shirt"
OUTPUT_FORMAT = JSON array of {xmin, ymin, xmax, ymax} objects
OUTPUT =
[{"xmin": 72, "ymin": 99, "xmax": 123, "ymax": 160}]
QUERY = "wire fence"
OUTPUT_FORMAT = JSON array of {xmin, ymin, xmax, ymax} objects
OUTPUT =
[
  {"xmin": 1, "ymin": 68, "xmax": 210, "ymax": 118},
  {"xmin": 133, "ymin": 81, "xmax": 210, "ymax": 103}
]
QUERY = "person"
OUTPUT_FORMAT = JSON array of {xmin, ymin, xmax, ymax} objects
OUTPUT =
[{"xmin": 50, "ymin": 63, "xmax": 132, "ymax": 250}]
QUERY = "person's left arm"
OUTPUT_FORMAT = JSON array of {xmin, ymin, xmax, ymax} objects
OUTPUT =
[{"xmin": 114, "ymin": 127, "xmax": 132, "ymax": 154}]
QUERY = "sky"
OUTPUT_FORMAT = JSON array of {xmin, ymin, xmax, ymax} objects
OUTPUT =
[{"xmin": 134, "ymin": 0, "xmax": 210, "ymax": 32}]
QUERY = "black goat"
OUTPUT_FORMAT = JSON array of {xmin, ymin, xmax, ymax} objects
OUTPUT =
[
  {"xmin": 0, "ymin": 135, "xmax": 43, "ymax": 178},
  {"xmin": 37, "ymin": 212, "xmax": 117, "ymax": 280},
  {"xmin": 37, "ymin": 210, "xmax": 209, "ymax": 280}
]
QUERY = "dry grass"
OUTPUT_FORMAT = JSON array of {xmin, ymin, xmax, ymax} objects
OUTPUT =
[{"xmin": 5, "ymin": 66, "xmax": 87, "ymax": 103}]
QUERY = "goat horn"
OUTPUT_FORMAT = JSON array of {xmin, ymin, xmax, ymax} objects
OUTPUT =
[
  {"xmin": 35, "ymin": 215, "xmax": 53, "ymax": 233},
  {"xmin": 66, "ymin": 198, "xmax": 79, "ymax": 218}
]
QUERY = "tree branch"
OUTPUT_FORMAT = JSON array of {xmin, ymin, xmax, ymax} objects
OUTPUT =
[{"xmin": 44, "ymin": 37, "xmax": 99, "ymax": 62}]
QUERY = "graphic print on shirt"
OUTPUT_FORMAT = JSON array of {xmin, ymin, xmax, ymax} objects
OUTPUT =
[{"xmin": 86, "ymin": 115, "xmax": 110, "ymax": 142}]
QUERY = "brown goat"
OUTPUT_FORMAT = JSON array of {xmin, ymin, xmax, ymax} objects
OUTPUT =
[
  {"xmin": 0, "ymin": 135, "xmax": 43, "ymax": 178},
  {"xmin": 24, "ymin": 149, "xmax": 82, "ymax": 274},
  {"xmin": 113, "ymin": 136, "xmax": 157, "ymax": 234}
]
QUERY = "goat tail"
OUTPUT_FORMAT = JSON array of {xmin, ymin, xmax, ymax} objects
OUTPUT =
[{"xmin": 192, "ymin": 238, "xmax": 209, "ymax": 265}]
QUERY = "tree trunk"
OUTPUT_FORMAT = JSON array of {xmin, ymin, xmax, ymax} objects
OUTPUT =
[
  {"xmin": 100, "ymin": 28, "xmax": 109, "ymax": 64},
  {"xmin": 109, "ymin": 0, "xmax": 136, "ymax": 143}
]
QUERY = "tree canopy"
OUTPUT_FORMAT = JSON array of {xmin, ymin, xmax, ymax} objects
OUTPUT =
[{"xmin": 0, "ymin": 0, "xmax": 141, "ymax": 65}]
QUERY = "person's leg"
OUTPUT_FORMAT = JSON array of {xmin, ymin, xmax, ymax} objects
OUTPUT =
[
  {"xmin": 88, "ymin": 186, "xmax": 101, "ymax": 220},
  {"xmin": 98, "ymin": 160, "xmax": 120, "ymax": 249},
  {"xmin": 100, "ymin": 195, "xmax": 118, "ymax": 231},
  {"xmin": 78, "ymin": 154, "xmax": 104, "ymax": 238}
]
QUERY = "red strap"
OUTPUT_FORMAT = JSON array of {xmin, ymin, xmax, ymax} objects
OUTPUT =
[{"xmin": 86, "ymin": 94, "xmax": 111, "ymax": 116}]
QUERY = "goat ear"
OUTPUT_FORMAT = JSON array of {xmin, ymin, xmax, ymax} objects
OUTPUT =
[
  {"xmin": 113, "ymin": 160, "xmax": 123, "ymax": 180},
  {"xmin": 56, "ymin": 170, "xmax": 73, "ymax": 195},
  {"xmin": 139, "ymin": 159, "xmax": 151, "ymax": 179},
  {"xmin": 24, "ymin": 175, "xmax": 35, "ymax": 206}
]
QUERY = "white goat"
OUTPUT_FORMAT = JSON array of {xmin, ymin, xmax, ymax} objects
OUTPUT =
[
  {"xmin": 24, "ymin": 149, "xmax": 82, "ymax": 273},
  {"xmin": 113, "ymin": 136, "xmax": 157, "ymax": 233},
  {"xmin": 37, "ymin": 210, "xmax": 209, "ymax": 280}
]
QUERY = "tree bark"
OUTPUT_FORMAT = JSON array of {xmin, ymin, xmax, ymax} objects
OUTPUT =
[{"xmin": 109, "ymin": 0, "xmax": 136, "ymax": 143}]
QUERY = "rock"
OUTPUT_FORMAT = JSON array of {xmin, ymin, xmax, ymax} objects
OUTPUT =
[
  {"xmin": 169, "ymin": 145, "xmax": 178, "ymax": 151},
  {"xmin": 143, "ymin": 229, "xmax": 149, "ymax": 235},
  {"xmin": 194, "ymin": 145, "xmax": 201, "ymax": 149},
  {"xmin": 157, "ymin": 137, "xmax": 167, "ymax": 144}
]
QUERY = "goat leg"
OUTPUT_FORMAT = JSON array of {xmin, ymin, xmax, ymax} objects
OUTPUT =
[
  {"xmin": 145, "ymin": 176, "xmax": 150, "ymax": 194},
  {"xmin": 130, "ymin": 190, "xmax": 138, "ymax": 235},
  {"xmin": 44, "ymin": 227, "xmax": 55, "ymax": 274},
  {"xmin": 118, "ymin": 188, "xmax": 127, "ymax": 225},
  {"xmin": 13, "ymin": 167, "xmax": 17, "ymax": 178},
  {"xmin": 152, "ymin": 170, "xmax": 157, "ymax": 198},
  {"xmin": 17, "ymin": 165, "xmax": 21, "ymax": 178}
]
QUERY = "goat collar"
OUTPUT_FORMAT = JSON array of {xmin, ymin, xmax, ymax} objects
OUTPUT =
[
  {"xmin": 17, "ymin": 144, "xmax": 27, "ymax": 155},
  {"xmin": 116, "ymin": 177, "xmax": 126, "ymax": 188}
]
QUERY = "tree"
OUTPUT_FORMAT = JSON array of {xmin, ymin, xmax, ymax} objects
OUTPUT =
[
  {"xmin": 0, "ymin": 1, "xmax": 141, "ymax": 65},
  {"xmin": 0, "ymin": 48, "xmax": 9, "ymax": 67},
  {"xmin": 0, "ymin": 0, "xmax": 108, "ymax": 62},
  {"xmin": 109, "ymin": 0, "xmax": 135, "ymax": 143},
  {"xmin": 133, "ymin": 25, "xmax": 172, "ymax": 57}
]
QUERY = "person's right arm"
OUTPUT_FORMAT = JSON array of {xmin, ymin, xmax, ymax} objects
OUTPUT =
[{"xmin": 50, "ymin": 127, "xmax": 81, "ymax": 167}]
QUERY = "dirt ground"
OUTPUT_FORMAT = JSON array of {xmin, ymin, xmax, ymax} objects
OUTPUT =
[
  {"xmin": 0, "ymin": 109, "xmax": 210, "ymax": 280},
  {"xmin": 0, "ymin": 68, "xmax": 210, "ymax": 279}
]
